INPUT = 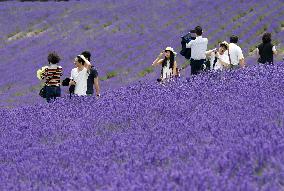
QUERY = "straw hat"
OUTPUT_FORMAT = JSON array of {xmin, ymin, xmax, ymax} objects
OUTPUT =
[{"xmin": 165, "ymin": 47, "xmax": 177, "ymax": 55}]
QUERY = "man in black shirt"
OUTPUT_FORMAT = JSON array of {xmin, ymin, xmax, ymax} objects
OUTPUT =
[{"xmin": 81, "ymin": 51, "xmax": 100, "ymax": 97}]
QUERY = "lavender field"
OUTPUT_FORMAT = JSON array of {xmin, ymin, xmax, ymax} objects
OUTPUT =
[
  {"xmin": 0, "ymin": 0, "xmax": 284, "ymax": 107},
  {"xmin": 1, "ymin": 0, "xmax": 284, "ymax": 190}
]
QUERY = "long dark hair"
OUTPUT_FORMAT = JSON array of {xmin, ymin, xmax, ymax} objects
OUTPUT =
[
  {"xmin": 262, "ymin": 32, "xmax": 272, "ymax": 44},
  {"xmin": 162, "ymin": 50, "xmax": 175, "ymax": 69}
]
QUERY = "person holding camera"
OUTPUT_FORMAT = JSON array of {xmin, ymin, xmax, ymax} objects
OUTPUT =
[
  {"xmin": 41, "ymin": 52, "xmax": 63, "ymax": 102},
  {"xmin": 81, "ymin": 51, "xmax": 100, "ymax": 98},
  {"xmin": 69, "ymin": 54, "xmax": 91, "ymax": 96},
  {"xmin": 226, "ymin": 35, "xmax": 245, "ymax": 69},
  {"xmin": 186, "ymin": 26, "xmax": 208, "ymax": 75},
  {"xmin": 256, "ymin": 32, "xmax": 277, "ymax": 64},
  {"xmin": 206, "ymin": 41, "xmax": 230, "ymax": 71},
  {"xmin": 152, "ymin": 47, "xmax": 178, "ymax": 81}
]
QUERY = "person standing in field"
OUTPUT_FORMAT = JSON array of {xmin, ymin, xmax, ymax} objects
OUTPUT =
[
  {"xmin": 81, "ymin": 51, "xmax": 100, "ymax": 98},
  {"xmin": 256, "ymin": 32, "xmax": 277, "ymax": 64},
  {"xmin": 41, "ymin": 52, "xmax": 63, "ymax": 102},
  {"xmin": 186, "ymin": 26, "xmax": 208, "ymax": 75},
  {"xmin": 226, "ymin": 35, "xmax": 245, "ymax": 69},
  {"xmin": 69, "ymin": 54, "xmax": 91, "ymax": 96}
]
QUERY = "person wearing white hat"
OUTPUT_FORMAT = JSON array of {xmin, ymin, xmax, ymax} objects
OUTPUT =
[
  {"xmin": 69, "ymin": 54, "xmax": 92, "ymax": 96},
  {"xmin": 206, "ymin": 41, "xmax": 230, "ymax": 71},
  {"xmin": 152, "ymin": 47, "xmax": 178, "ymax": 81}
]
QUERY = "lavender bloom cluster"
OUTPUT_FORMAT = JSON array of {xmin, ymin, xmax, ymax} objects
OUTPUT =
[
  {"xmin": 0, "ymin": 0, "xmax": 284, "ymax": 107},
  {"xmin": 0, "ymin": 63, "xmax": 284, "ymax": 190}
]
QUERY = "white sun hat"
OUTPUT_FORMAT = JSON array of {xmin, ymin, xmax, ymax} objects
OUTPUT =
[
  {"xmin": 220, "ymin": 41, "xmax": 229, "ymax": 49},
  {"xmin": 165, "ymin": 47, "xmax": 177, "ymax": 55}
]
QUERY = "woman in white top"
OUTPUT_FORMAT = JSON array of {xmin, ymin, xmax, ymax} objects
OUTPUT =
[
  {"xmin": 152, "ymin": 47, "xmax": 178, "ymax": 81},
  {"xmin": 69, "ymin": 55, "xmax": 91, "ymax": 96},
  {"xmin": 206, "ymin": 41, "xmax": 230, "ymax": 71}
]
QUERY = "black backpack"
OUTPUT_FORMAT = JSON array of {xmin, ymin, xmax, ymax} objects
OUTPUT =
[{"xmin": 180, "ymin": 32, "xmax": 196, "ymax": 60}]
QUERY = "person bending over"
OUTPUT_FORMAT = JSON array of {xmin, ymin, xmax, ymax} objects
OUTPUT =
[{"xmin": 206, "ymin": 41, "xmax": 230, "ymax": 71}]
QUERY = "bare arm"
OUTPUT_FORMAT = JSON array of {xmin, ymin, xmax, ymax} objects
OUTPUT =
[
  {"xmin": 205, "ymin": 48, "xmax": 217, "ymax": 57},
  {"xmin": 239, "ymin": 58, "xmax": 245, "ymax": 68},
  {"xmin": 272, "ymin": 46, "xmax": 277, "ymax": 55},
  {"xmin": 152, "ymin": 52, "xmax": 164, "ymax": 66},
  {"xmin": 69, "ymin": 69, "xmax": 76, "ymax": 86},
  {"xmin": 94, "ymin": 77, "xmax": 100, "ymax": 97},
  {"xmin": 79, "ymin": 55, "xmax": 91, "ymax": 71},
  {"xmin": 173, "ymin": 61, "xmax": 177, "ymax": 76}
]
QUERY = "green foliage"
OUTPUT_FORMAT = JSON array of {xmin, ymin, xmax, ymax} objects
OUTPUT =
[
  {"xmin": 138, "ymin": 66, "xmax": 154, "ymax": 77},
  {"xmin": 100, "ymin": 71, "xmax": 118, "ymax": 81},
  {"xmin": 255, "ymin": 24, "xmax": 268, "ymax": 36},
  {"xmin": 107, "ymin": 71, "xmax": 118, "ymax": 79},
  {"xmin": 83, "ymin": 25, "xmax": 92, "ymax": 30},
  {"xmin": 13, "ymin": 92, "xmax": 24, "ymax": 97},
  {"xmin": 258, "ymin": 15, "xmax": 265, "ymax": 22},
  {"xmin": 7, "ymin": 28, "xmax": 20, "ymax": 38},
  {"xmin": 232, "ymin": 11, "xmax": 247, "ymax": 22},
  {"xmin": 103, "ymin": 21, "xmax": 112, "ymax": 28},
  {"xmin": 181, "ymin": 61, "xmax": 190, "ymax": 69}
]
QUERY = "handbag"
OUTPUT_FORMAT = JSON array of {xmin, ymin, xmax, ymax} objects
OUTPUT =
[{"xmin": 39, "ymin": 85, "xmax": 47, "ymax": 98}]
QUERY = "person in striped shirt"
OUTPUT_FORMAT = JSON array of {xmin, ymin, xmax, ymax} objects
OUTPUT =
[{"xmin": 42, "ymin": 52, "xmax": 63, "ymax": 102}]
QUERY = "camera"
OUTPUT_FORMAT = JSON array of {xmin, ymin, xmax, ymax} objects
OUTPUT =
[{"xmin": 62, "ymin": 78, "xmax": 71, "ymax": 86}]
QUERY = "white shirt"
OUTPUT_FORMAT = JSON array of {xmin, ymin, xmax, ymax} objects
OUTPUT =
[
  {"xmin": 70, "ymin": 67, "xmax": 89, "ymax": 96},
  {"xmin": 162, "ymin": 60, "xmax": 173, "ymax": 79},
  {"xmin": 214, "ymin": 53, "xmax": 230, "ymax": 71},
  {"xmin": 186, "ymin": 36, "xmax": 208, "ymax": 60},
  {"xmin": 226, "ymin": 43, "xmax": 244, "ymax": 65}
]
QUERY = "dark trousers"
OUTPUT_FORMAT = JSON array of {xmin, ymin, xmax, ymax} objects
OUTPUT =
[
  {"xmin": 46, "ymin": 86, "xmax": 61, "ymax": 102},
  {"xmin": 190, "ymin": 59, "xmax": 205, "ymax": 75}
]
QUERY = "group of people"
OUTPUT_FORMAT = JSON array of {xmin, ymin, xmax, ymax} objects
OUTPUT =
[
  {"xmin": 38, "ymin": 26, "xmax": 278, "ymax": 102},
  {"xmin": 152, "ymin": 26, "xmax": 278, "ymax": 81},
  {"xmin": 37, "ymin": 51, "xmax": 100, "ymax": 102}
]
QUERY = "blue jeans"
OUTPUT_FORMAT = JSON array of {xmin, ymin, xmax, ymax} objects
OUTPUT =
[{"xmin": 46, "ymin": 86, "xmax": 61, "ymax": 102}]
